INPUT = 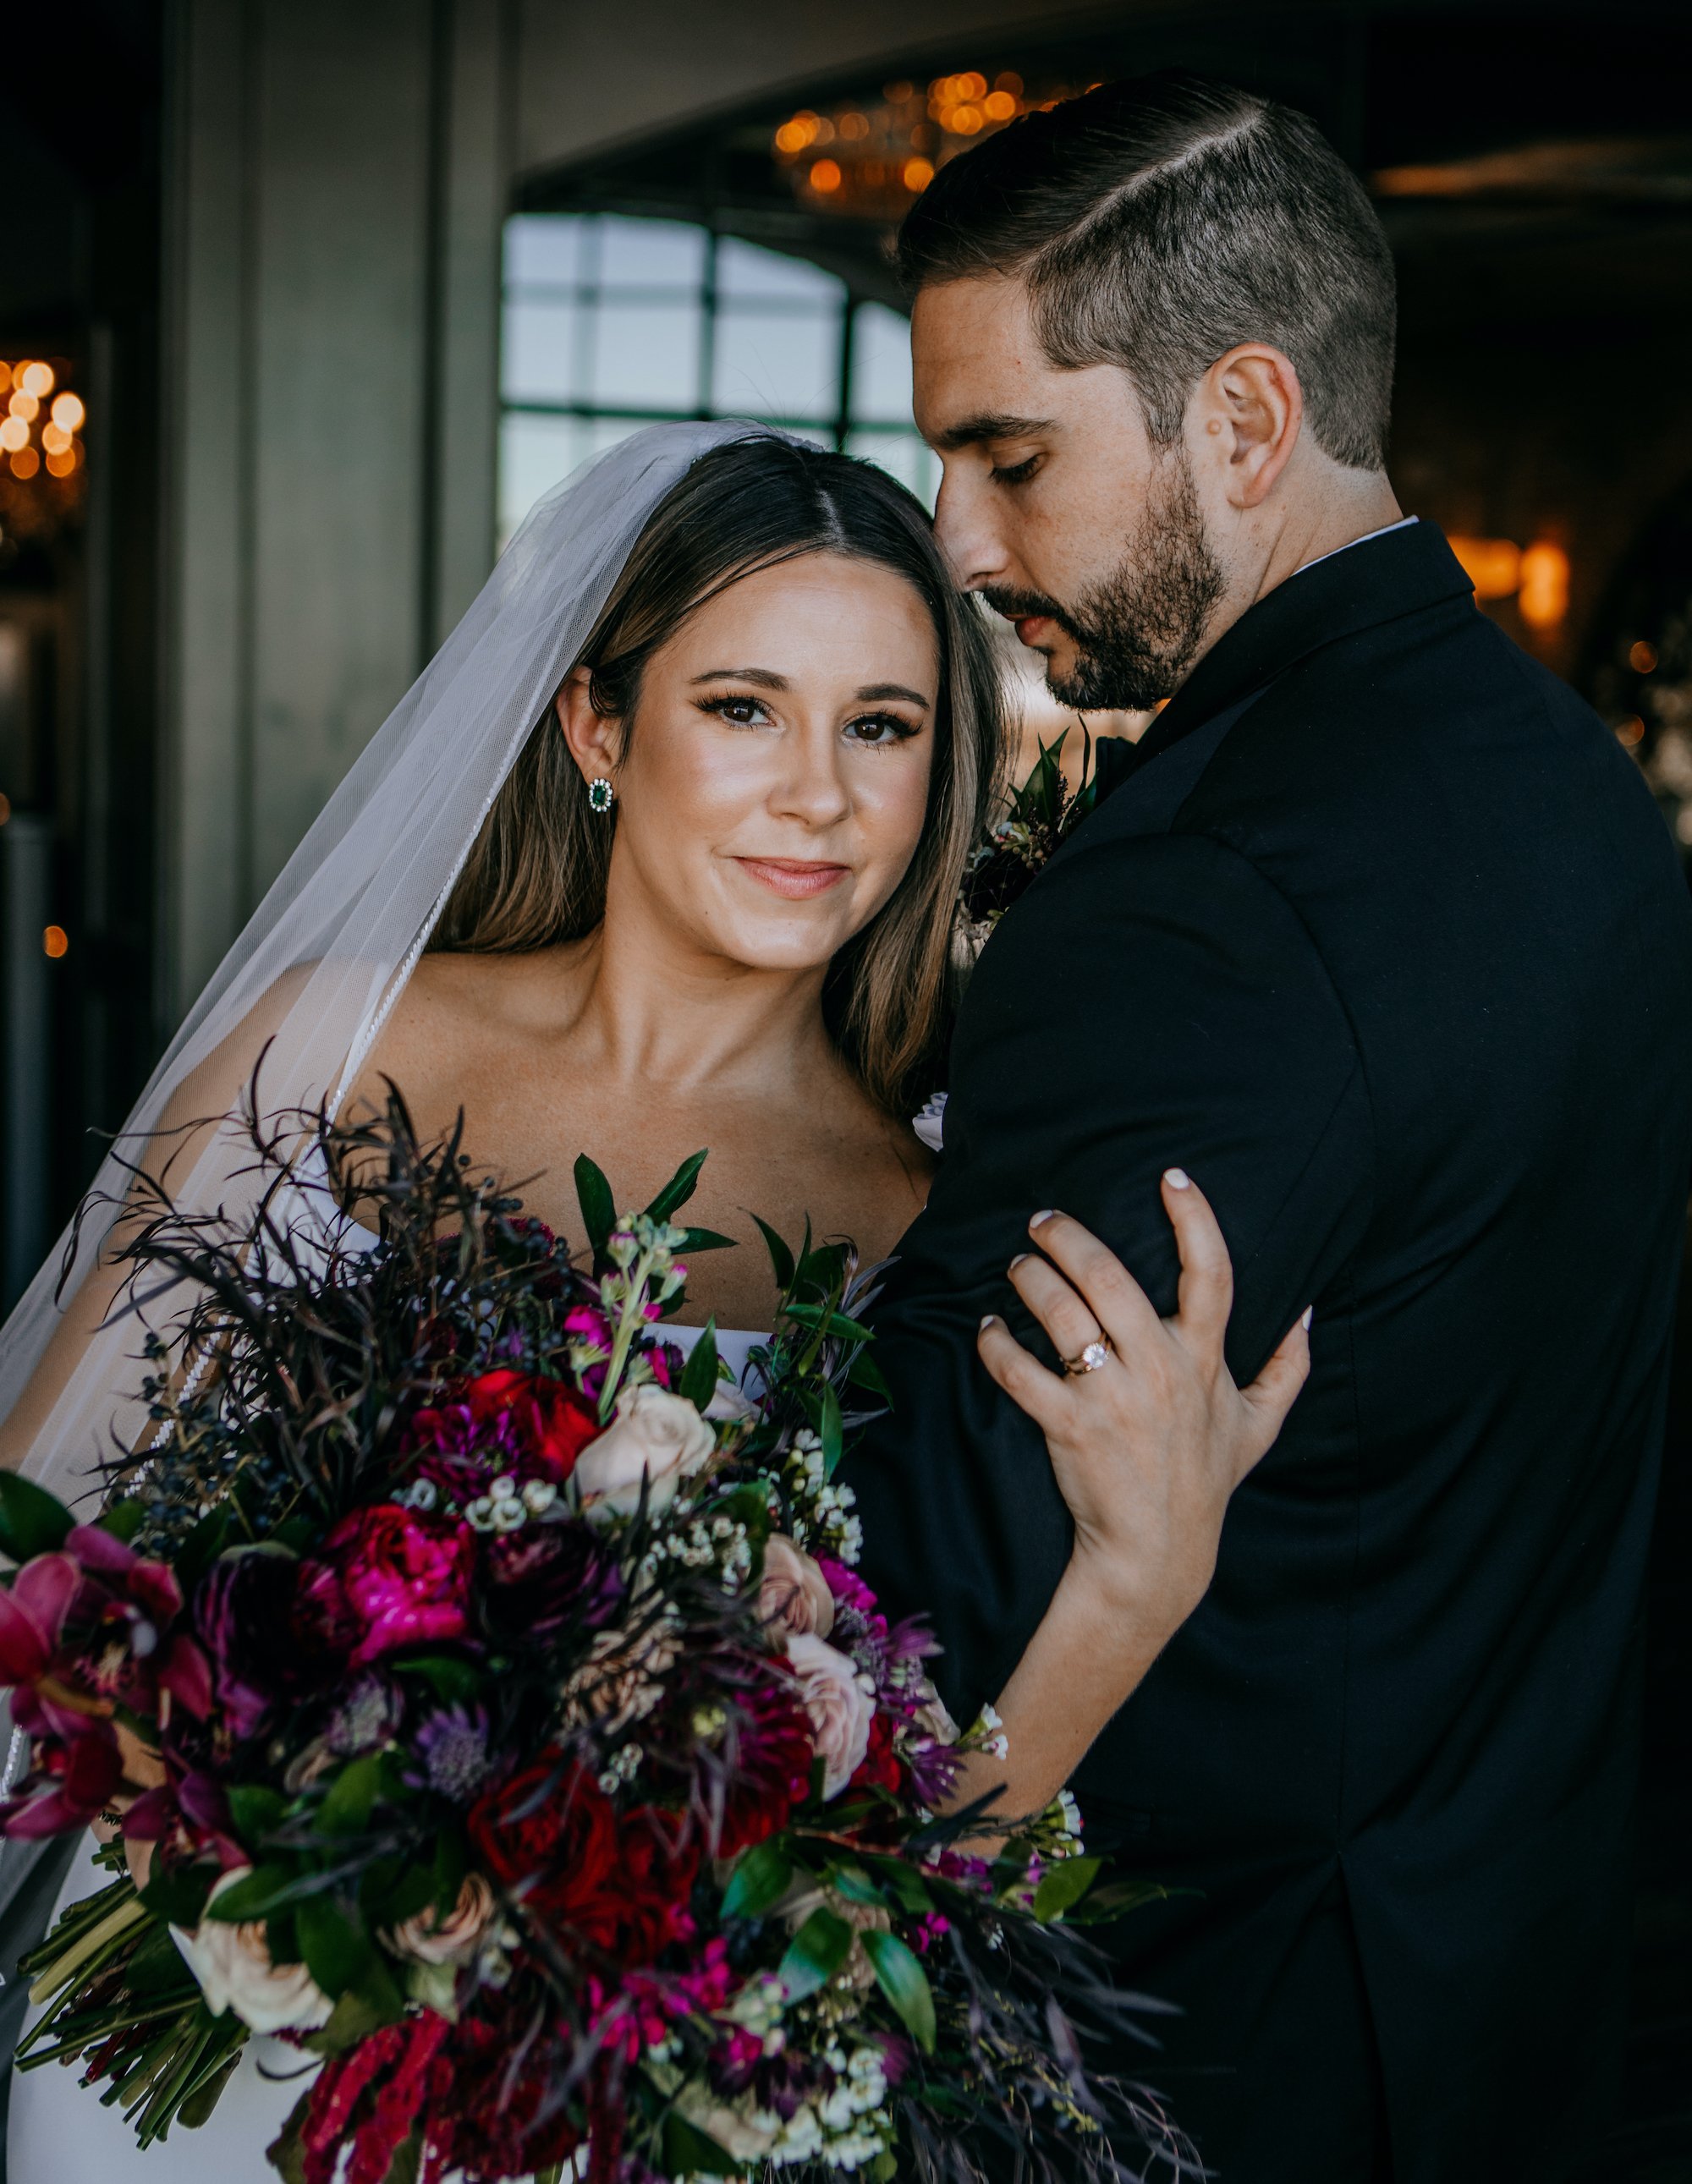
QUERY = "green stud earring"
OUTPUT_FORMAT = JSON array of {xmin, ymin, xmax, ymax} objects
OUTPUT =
[{"xmin": 587, "ymin": 776, "xmax": 616, "ymax": 815}]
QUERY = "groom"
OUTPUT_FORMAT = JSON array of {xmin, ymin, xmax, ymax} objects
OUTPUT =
[{"xmin": 851, "ymin": 71, "xmax": 1692, "ymax": 2183}]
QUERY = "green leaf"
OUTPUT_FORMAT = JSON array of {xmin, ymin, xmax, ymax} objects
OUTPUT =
[
  {"xmin": 226, "ymin": 1784, "xmax": 288, "ymax": 1851},
  {"xmin": 296, "ymin": 1892, "xmax": 372, "ymax": 1999},
  {"xmin": 431, "ymin": 1825, "xmax": 468, "ymax": 1918},
  {"xmin": 305, "ymin": 1982, "xmax": 398, "ymax": 2057},
  {"xmin": 645, "ymin": 1149, "xmax": 708, "ymax": 1223},
  {"xmin": 751, "ymin": 1214, "xmax": 796, "ymax": 1292},
  {"xmin": 362, "ymin": 1856, "xmax": 434, "ymax": 1931},
  {"xmin": 266, "ymin": 2090, "xmax": 312, "ymax": 2184},
  {"xmin": 393, "ymin": 1654, "xmax": 484, "ymax": 1706},
  {"xmin": 673, "ymin": 1226, "xmax": 737, "ymax": 1256},
  {"xmin": 318, "ymin": 1752, "xmax": 382, "ymax": 1837},
  {"xmin": 97, "ymin": 1497, "xmax": 149, "ymax": 1545},
  {"xmin": 139, "ymin": 1860, "xmax": 218, "ymax": 1929},
  {"xmin": 0, "ymin": 1473, "xmax": 73, "ymax": 1564},
  {"xmin": 778, "ymin": 1906, "xmax": 854, "ymax": 2000},
  {"xmin": 179, "ymin": 2044, "xmax": 243, "ymax": 2129},
  {"xmin": 861, "ymin": 1855, "xmax": 934, "ymax": 1916},
  {"xmin": 720, "ymin": 1838, "xmax": 794, "ymax": 1920},
  {"xmin": 821, "ymin": 1863, "xmax": 885, "ymax": 1908},
  {"xmin": 678, "ymin": 1320, "xmax": 721, "ymax": 1415},
  {"xmin": 1032, "ymin": 1854, "xmax": 1102, "ymax": 1923},
  {"xmin": 847, "ymin": 1350, "xmax": 890, "ymax": 1400},
  {"xmin": 815, "ymin": 1383, "xmax": 843, "ymax": 1477},
  {"xmin": 661, "ymin": 2114, "xmax": 739, "ymax": 2177},
  {"xmin": 204, "ymin": 1863, "xmax": 296, "ymax": 1923},
  {"xmin": 860, "ymin": 1929, "xmax": 936, "ymax": 2053},
  {"xmin": 573, "ymin": 1154, "xmax": 617, "ymax": 1260},
  {"xmin": 1064, "ymin": 1877, "xmax": 1175, "ymax": 1926}
]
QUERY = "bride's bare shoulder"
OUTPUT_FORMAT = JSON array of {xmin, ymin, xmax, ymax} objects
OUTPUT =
[{"xmin": 349, "ymin": 944, "xmax": 586, "ymax": 1109}]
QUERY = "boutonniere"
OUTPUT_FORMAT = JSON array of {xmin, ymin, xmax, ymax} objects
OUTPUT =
[{"xmin": 959, "ymin": 727, "xmax": 1102, "ymax": 947}]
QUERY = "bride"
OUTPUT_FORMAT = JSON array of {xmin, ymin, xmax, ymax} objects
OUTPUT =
[{"xmin": 0, "ymin": 424, "xmax": 1307, "ymax": 2177}]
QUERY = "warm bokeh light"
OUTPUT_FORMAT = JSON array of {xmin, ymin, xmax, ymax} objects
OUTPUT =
[
  {"xmin": 1629, "ymin": 639, "xmax": 1658, "ymax": 673},
  {"xmin": 1448, "ymin": 535, "xmax": 1522, "ymax": 601},
  {"xmin": 8, "ymin": 390, "xmax": 38, "ymax": 422},
  {"xmin": 19, "ymin": 361, "xmax": 53, "ymax": 399},
  {"xmin": 0, "ymin": 416, "xmax": 30, "ymax": 453},
  {"xmin": 45, "ymin": 447, "xmax": 76, "ymax": 478},
  {"xmin": 809, "ymin": 158, "xmax": 842, "ymax": 193},
  {"xmin": 903, "ymin": 156, "xmax": 934, "ymax": 190},
  {"xmin": 1518, "ymin": 541, "xmax": 1570, "ymax": 629},
  {"xmin": 42, "ymin": 925, "xmax": 69, "ymax": 959},
  {"xmin": 41, "ymin": 423, "xmax": 69, "ymax": 457},
  {"xmin": 10, "ymin": 447, "xmax": 40, "ymax": 479},
  {"xmin": 49, "ymin": 391, "xmax": 84, "ymax": 434},
  {"xmin": 1615, "ymin": 715, "xmax": 1645, "ymax": 749},
  {"xmin": 0, "ymin": 793, "xmax": 10, "ymax": 826},
  {"xmin": 0, "ymin": 363, "xmax": 10, "ymax": 393},
  {"xmin": 983, "ymin": 91, "xmax": 1018, "ymax": 120}
]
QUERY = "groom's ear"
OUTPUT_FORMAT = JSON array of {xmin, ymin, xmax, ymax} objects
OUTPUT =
[
  {"xmin": 1198, "ymin": 343, "xmax": 1305, "ymax": 512},
  {"xmin": 554, "ymin": 668, "xmax": 621, "ymax": 781}
]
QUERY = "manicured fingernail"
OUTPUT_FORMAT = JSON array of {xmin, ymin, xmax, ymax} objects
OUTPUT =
[
  {"xmin": 1164, "ymin": 1168, "xmax": 1191, "ymax": 1190},
  {"xmin": 979, "ymin": 1314, "xmax": 998, "ymax": 1331},
  {"xmin": 1008, "ymin": 1253, "xmax": 1030, "ymax": 1270},
  {"xmin": 1301, "ymin": 1306, "xmax": 1314, "ymax": 1330},
  {"xmin": 1030, "ymin": 1210, "xmax": 1056, "ymax": 1228}
]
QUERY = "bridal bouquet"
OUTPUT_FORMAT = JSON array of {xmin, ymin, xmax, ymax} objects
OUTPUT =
[{"xmin": 0, "ymin": 1099, "xmax": 1173, "ymax": 2183}]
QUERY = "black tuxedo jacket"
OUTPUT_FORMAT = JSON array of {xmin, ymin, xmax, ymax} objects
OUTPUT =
[{"xmin": 849, "ymin": 522, "xmax": 1692, "ymax": 2183}]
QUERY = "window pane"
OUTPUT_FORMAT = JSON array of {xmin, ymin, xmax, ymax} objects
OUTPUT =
[
  {"xmin": 713, "ymin": 306, "xmax": 839, "ymax": 420},
  {"xmin": 717, "ymin": 237, "xmax": 838, "ymax": 304},
  {"xmin": 849, "ymin": 303, "xmax": 914, "ymax": 426},
  {"xmin": 504, "ymin": 213, "xmax": 583, "ymax": 290},
  {"xmin": 589, "ymin": 302, "xmax": 700, "ymax": 409},
  {"xmin": 501, "ymin": 298, "xmax": 578, "ymax": 403},
  {"xmin": 845, "ymin": 428, "xmax": 938, "ymax": 506},
  {"xmin": 595, "ymin": 215, "xmax": 706, "ymax": 292},
  {"xmin": 499, "ymin": 412, "xmax": 590, "ymax": 547}
]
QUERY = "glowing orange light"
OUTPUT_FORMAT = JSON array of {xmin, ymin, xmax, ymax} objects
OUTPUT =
[
  {"xmin": 50, "ymin": 391, "xmax": 85, "ymax": 433},
  {"xmin": 994, "ymin": 71, "xmax": 1024, "ymax": 96},
  {"xmin": 884, "ymin": 80, "xmax": 915, "ymax": 104},
  {"xmin": 960, "ymin": 72, "xmax": 986, "ymax": 98},
  {"xmin": 0, "ymin": 793, "xmax": 10, "ymax": 825},
  {"xmin": 983, "ymin": 90, "xmax": 1018, "ymax": 120},
  {"xmin": 8, "ymin": 390, "xmax": 37, "ymax": 422},
  {"xmin": 0, "ymin": 416, "xmax": 28, "ymax": 453},
  {"xmin": 45, "ymin": 447, "xmax": 75, "ymax": 478},
  {"xmin": 10, "ymin": 447, "xmax": 40, "ymax": 479},
  {"xmin": 903, "ymin": 156, "xmax": 935, "ymax": 191},
  {"xmin": 1629, "ymin": 639, "xmax": 1658, "ymax": 673},
  {"xmin": 810, "ymin": 158, "xmax": 842, "ymax": 194},
  {"xmin": 838, "ymin": 111, "xmax": 868, "ymax": 140},
  {"xmin": 1615, "ymin": 716, "xmax": 1645, "ymax": 749},
  {"xmin": 1518, "ymin": 541, "xmax": 1569, "ymax": 630},
  {"xmin": 42, "ymin": 925, "xmax": 69, "ymax": 959},
  {"xmin": 1448, "ymin": 535, "xmax": 1521, "ymax": 601},
  {"xmin": 19, "ymin": 360, "xmax": 53, "ymax": 399},
  {"xmin": 952, "ymin": 104, "xmax": 984, "ymax": 134},
  {"xmin": 41, "ymin": 422, "xmax": 69, "ymax": 457},
  {"xmin": 0, "ymin": 362, "xmax": 11, "ymax": 392}
]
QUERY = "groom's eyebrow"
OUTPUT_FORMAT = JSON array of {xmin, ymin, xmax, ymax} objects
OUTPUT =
[{"xmin": 932, "ymin": 410, "xmax": 1054, "ymax": 451}]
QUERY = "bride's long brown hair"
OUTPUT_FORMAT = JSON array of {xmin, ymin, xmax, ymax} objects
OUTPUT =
[{"xmin": 432, "ymin": 436, "xmax": 1006, "ymax": 1113}]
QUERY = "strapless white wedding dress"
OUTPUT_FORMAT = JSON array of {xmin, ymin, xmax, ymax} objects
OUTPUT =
[{"xmin": 7, "ymin": 1298, "xmax": 767, "ymax": 2182}]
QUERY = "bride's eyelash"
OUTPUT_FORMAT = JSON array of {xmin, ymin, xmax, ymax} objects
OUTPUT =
[
  {"xmin": 697, "ymin": 694, "xmax": 772, "ymax": 727},
  {"xmin": 846, "ymin": 711, "xmax": 921, "ymax": 746}
]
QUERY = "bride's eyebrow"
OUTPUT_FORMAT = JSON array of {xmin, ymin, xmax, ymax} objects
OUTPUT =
[
  {"xmin": 854, "ymin": 683, "xmax": 929, "ymax": 707},
  {"xmin": 691, "ymin": 667, "xmax": 787, "ymax": 689}
]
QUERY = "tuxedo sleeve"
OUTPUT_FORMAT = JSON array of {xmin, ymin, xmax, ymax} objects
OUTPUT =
[{"xmin": 846, "ymin": 827, "xmax": 1374, "ymax": 1717}]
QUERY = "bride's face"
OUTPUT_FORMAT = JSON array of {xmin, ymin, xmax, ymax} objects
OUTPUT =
[{"xmin": 559, "ymin": 551, "xmax": 940, "ymax": 975}]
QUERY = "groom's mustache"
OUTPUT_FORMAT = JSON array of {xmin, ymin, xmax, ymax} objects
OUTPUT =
[{"xmin": 978, "ymin": 586, "xmax": 1089, "ymax": 646}]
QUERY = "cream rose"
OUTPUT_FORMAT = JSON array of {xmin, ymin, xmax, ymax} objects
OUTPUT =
[
  {"xmin": 383, "ymin": 1873, "xmax": 496, "ymax": 1967},
  {"xmin": 576, "ymin": 1385, "xmax": 715, "ymax": 1517},
  {"xmin": 172, "ymin": 1868, "xmax": 334, "ymax": 2033},
  {"xmin": 787, "ymin": 1633, "xmax": 873, "ymax": 1800},
  {"xmin": 759, "ymin": 1534, "xmax": 835, "ymax": 1642}
]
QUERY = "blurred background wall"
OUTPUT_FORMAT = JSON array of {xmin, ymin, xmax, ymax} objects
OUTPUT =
[{"xmin": 3, "ymin": 3, "xmax": 1691, "ymax": 2166}]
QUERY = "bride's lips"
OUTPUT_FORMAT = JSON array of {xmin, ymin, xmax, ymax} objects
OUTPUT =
[{"xmin": 733, "ymin": 857, "xmax": 852, "ymax": 900}]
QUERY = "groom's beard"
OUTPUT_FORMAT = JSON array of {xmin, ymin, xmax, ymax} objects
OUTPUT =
[{"xmin": 983, "ymin": 450, "xmax": 1227, "ymax": 711}]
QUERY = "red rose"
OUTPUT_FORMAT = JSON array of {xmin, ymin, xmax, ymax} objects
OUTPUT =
[
  {"xmin": 850, "ymin": 1706, "xmax": 904, "ymax": 1797},
  {"xmin": 716, "ymin": 1677, "xmax": 816, "ymax": 1858},
  {"xmin": 469, "ymin": 1753, "xmax": 695, "ymax": 1967},
  {"xmin": 459, "ymin": 1372, "xmax": 602, "ymax": 1484}
]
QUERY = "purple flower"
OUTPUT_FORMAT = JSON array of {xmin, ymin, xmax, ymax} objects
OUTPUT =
[
  {"xmin": 477, "ymin": 1521, "xmax": 622, "ymax": 1643},
  {"xmin": 195, "ymin": 1551, "xmax": 299, "ymax": 1742},
  {"xmin": 412, "ymin": 1704, "xmax": 496, "ymax": 1802}
]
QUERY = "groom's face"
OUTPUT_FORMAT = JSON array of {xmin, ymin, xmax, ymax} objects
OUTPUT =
[{"xmin": 912, "ymin": 277, "xmax": 1224, "ymax": 709}]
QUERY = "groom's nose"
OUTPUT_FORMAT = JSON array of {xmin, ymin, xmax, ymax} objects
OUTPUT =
[{"xmin": 932, "ymin": 465, "xmax": 1010, "ymax": 593}]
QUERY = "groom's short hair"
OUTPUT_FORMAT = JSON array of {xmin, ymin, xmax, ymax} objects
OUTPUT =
[{"xmin": 897, "ymin": 71, "xmax": 1396, "ymax": 472}]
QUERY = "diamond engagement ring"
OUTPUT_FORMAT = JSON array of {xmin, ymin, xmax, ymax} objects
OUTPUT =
[{"xmin": 1064, "ymin": 1337, "xmax": 1112, "ymax": 1376}]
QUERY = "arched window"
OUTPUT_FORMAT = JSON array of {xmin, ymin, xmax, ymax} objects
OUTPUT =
[{"xmin": 499, "ymin": 212, "xmax": 935, "ymax": 544}]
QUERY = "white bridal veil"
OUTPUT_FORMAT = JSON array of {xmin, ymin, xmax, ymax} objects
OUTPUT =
[{"xmin": 0, "ymin": 420, "xmax": 785, "ymax": 1500}]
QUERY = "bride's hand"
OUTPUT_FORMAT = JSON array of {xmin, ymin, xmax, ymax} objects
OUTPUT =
[{"xmin": 978, "ymin": 1169, "xmax": 1311, "ymax": 1650}]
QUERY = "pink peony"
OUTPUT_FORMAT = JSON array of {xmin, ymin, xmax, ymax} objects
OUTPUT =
[
  {"xmin": 786, "ymin": 1633, "xmax": 874, "ymax": 1800},
  {"xmin": 300, "ymin": 1506, "xmax": 475, "ymax": 1665}
]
